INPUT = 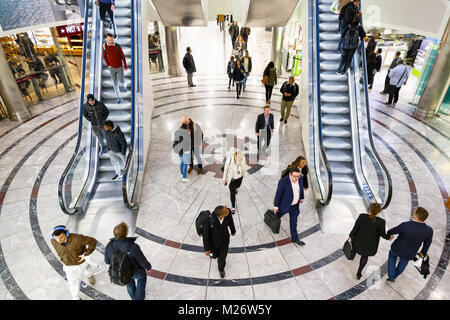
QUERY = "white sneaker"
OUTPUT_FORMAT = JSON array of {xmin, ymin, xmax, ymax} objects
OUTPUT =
[{"xmin": 182, "ymin": 178, "xmax": 191, "ymax": 183}]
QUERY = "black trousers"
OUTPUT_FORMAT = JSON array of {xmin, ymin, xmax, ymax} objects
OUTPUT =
[
  {"xmin": 337, "ymin": 48, "xmax": 356, "ymax": 74},
  {"xmin": 213, "ymin": 245, "xmax": 229, "ymax": 272},
  {"xmin": 367, "ymin": 67, "xmax": 375, "ymax": 87},
  {"xmin": 357, "ymin": 255, "xmax": 369, "ymax": 275},
  {"xmin": 388, "ymin": 85, "xmax": 401, "ymax": 104},
  {"xmin": 383, "ymin": 74, "xmax": 391, "ymax": 92},
  {"xmin": 264, "ymin": 85, "xmax": 274, "ymax": 101},
  {"xmin": 99, "ymin": 2, "xmax": 115, "ymax": 25},
  {"xmin": 235, "ymin": 81, "xmax": 242, "ymax": 98},
  {"xmin": 229, "ymin": 176, "xmax": 243, "ymax": 208},
  {"xmin": 257, "ymin": 129, "xmax": 272, "ymax": 157}
]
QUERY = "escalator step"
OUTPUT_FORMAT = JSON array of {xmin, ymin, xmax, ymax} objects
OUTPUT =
[
  {"xmin": 319, "ymin": 13, "xmax": 339, "ymax": 23},
  {"xmin": 321, "ymin": 92, "xmax": 348, "ymax": 103},
  {"xmin": 326, "ymin": 149, "xmax": 353, "ymax": 162},
  {"xmin": 322, "ymin": 103, "xmax": 349, "ymax": 114},
  {"xmin": 320, "ymin": 41, "xmax": 339, "ymax": 52},
  {"xmin": 330, "ymin": 161, "xmax": 354, "ymax": 174},
  {"xmin": 320, "ymin": 71, "xmax": 347, "ymax": 81},
  {"xmin": 319, "ymin": 22, "xmax": 339, "ymax": 33},
  {"xmin": 319, "ymin": 33, "xmax": 341, "ymax": 41},
  {"xmin": 322, "ymin": 125, "xmax": 351, "ymax": 137},
  {"xmin": 320, "ymin": 81, "xmax": 348, "ymax": 92},
  {"xmin": 320, "ymin": 61, "xmax": 340, "ymax": 71},
  {"xmin": 323, "ymin": 137, "xmax": 352, "ymax": 149},
  {"xmin": 320, "ymin": 52, "xmax": 341, "ymax": 61},
  {"xmin": 322, "ymin": 114, "xmax": 351, "ymax": 126}
]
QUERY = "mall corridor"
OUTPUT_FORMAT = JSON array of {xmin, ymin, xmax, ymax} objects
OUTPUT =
[{"xmin": 0, "ymin": 0, "xmax": 448, "ymax": 303}]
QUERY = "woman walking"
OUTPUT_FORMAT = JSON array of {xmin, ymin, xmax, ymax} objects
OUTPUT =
[
  {"xmin": 233, "ymin": 59, "xmax": 246, "ymax": 100},
  {"xmin": 262, "ymin": 62, "xmax": 277, "ymax": 104},
  {"xmin": 280, "ymin": 156, "xmax": 309, "ymax": 191},
  {"xmin": 222, "ymin": 151, "xmax": 248, "ymax": 214},
  {"xmin": 173, "ymin": 122, "xmax": 191, "ymax": 183},
  {"xmin": 348, "ymin": 203, "xmax": 391, "ymax": 279}
]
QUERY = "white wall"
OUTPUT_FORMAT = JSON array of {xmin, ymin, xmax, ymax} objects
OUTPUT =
[
  {"xmin": 362, "ymin": 0, "xmax": 450, "ymax": 39},
  {"xmin": 207, "ymin": 0, "xmax": 250, "ymax": 25}
]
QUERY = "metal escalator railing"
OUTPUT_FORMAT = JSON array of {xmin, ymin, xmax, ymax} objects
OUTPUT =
[
  {"xmin": 122, "ymin": 0, "xmax": 142, "ymax": 209},
  {"xmin": 309, "ymin": 0, "xmax": 333, "ymax": 206},
  {"xmin": 58, "ymin": 0, "xmax": 101, "ymax": 215},
  {"xmin": 350, "ymin": 4, "xmax": 393, "ymax": 209}
]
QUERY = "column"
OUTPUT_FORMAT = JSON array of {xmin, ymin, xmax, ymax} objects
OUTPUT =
[
  {"xmin": 0, "ymin": 47, "xmax": 31, "ymax": 121},
  {"xmin": 271, "ymin": 27, "xmax": 285, "ymax": 76},
  {"xmin": 165, "ymin": 26, "xmax": 183, "ymax": 77},
  {"xmin": 414, "ymin": 19, "xmax": 450, "ymax": 119},
  {"xmin": 50, "ymin": 27, "xmax": 73, "ymax": 92}
]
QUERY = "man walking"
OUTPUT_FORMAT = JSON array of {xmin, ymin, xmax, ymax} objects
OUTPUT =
[
  {"xmin": 182, "ymin": 47, "xmax": 197, "ymax": 87},
  {"xmin": 255, "ymin": 105, "xmax": 274, "ymax": 161},
  {"xmin": 183, "ymin": 116, "xmax": 204, "ymax": 175},
  {"xmin": 274, "ymin": 167, "xmax": 305, "ymax": 245},
  {"xmin": 202, "ymin": 205, "xmax": 236, "ymax": 279},
  {"xmin": 240, "ymin": 50, "xmax": 252, "ymax": 91},
  {"xmin": 104, "ymin": 120, "xmax": 127, "ymax": 180},
  {"xmin": 228, "ymin": 21, "xmax": 239, "ymax": 48},
  {"xmin": 104, "ymin": 222, "xmax": 152, "ymax": 300},
  {"xmin": 102, "ymin": 33, "xmax": 128, "ymax": 103},
  {"xmin": 385, "ymin": 59, "xmax": 409, "ymax": 107},
  {"xmin": 279, "ymin": 76, "xmax": 299, "ymax": 124},
  {"xmin": 95, "ymin": 0, "xmax": 116, "ymax": 38},
  {"xmin": 51, "ymin": 225, "xmax": 97, "ymax": 300},
  {"xmin": 380, "ymin": 51, "xmax": 401, "ymax": 94},
  {"xmin": 386, "ymin": 207, "xmax": 433, "ymax": 282},
  {"xmin": 83, "ymin": 93, "xmax": 109, "ymax": 154}
]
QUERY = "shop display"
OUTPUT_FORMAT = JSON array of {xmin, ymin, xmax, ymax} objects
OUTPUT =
[{"xmin": 283, "ymin": 21, "xmax": 302, "ymax": 75}]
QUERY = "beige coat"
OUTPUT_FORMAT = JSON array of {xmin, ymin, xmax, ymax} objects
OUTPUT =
[{"xmin": 223, "ymin": 154, "xmax": 248, "ymax": 185}]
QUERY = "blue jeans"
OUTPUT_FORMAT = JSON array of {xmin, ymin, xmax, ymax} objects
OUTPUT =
[
  {"xmin": 278, "ymin": 205, "xmax": 300, "ymax": 242},
  {"xmin": 127, "ymin": 269, "xmax": 147, "ymax": 300},
  {"xmin": 242, "ymin": 73, "xmax": 248, "ymax": 89},
  {"xmin": 387, "ymin": 250, "xmax": 410, "ymax": 280},
  {"xmin": 179, "ymin": 153, "xmax": 190, "ymax": 178}
]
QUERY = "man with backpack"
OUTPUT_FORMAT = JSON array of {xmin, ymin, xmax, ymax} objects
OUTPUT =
[
  {"xmin": 338, "ymin": 0, "xmax": 360, "ymax": 53},
  {"xmin": 200, "ymin": 206, "xmax": 236, "ymax": 279},
  {"xmin": 105, "ymin": 222, "xmax": 152, "ymax": 300},
  {"xmin": 183, "ymin": 47, "xmax": 197, "ymax": 87},
  {"xmin": 336, "ymin": 14, "xmax": 365, "ymax": 75},
  {"xmin": 102, "ymin": 33, "xmax": 128, "ymax": 103}
]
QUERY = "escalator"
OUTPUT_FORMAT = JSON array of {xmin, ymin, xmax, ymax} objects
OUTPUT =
[
  {"xmin": 308, "ymin": 0, "xmax": 392, "ymax": 233},
  {"xmin": 58, "ymin": 0, "xmax": 144, "ymax": 218}
]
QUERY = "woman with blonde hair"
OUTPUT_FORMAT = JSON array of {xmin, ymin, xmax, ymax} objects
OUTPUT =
[
  {"xmin": 348, "ymin": 203, "xmax": 391, "ymax": 279},
  {"xmin": 222, "ymin": 150, "xmax": 248, "ymax": 213}
]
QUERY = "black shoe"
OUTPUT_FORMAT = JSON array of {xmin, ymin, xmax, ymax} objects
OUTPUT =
[
  {"xmin": 293, "ymin": 240, "xmax": 305, "ymax": 246},
  {"xmin": 386, "ymin": 278, "xmax": 395, "ymax": 283},
  {"xmin": 284, "ymin": 120, "xmax": 287, "ymax": 124},
  {"xmin": 219, "ymin": 270, "xmax": 225, "ymax": 279},
  {"xmin": 112, "ymin": 174, "xmax": 118, "ymax": 181},
  {"xmin": 356, "ymin": 273, "xmax": 362, "ymax": 280},
  {"xmin": 231, "ymin": 208, "xmax": 235, "ymax": 214},
  {"xmin": 280, "ymin": 117, "xmax": 284, "ymax": 122}
]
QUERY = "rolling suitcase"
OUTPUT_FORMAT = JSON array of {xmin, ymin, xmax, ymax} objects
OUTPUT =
[{"xmin": 264, "ymin": 210, "xmax": 280, "ymax": 233}]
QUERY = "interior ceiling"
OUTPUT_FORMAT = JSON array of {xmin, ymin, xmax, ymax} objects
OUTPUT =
[
  {"xmin": 151, "ymin": 0, "xmax": 205, "ymax": 26},
  {"xmin": 246, "ymin": 0, "xmax": 299, "ymax": 27}
]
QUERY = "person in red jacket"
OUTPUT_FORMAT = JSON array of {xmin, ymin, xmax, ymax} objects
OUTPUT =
[{"xmin": 102, "ymin": 33, "xmax": 128, "ymax": 103}]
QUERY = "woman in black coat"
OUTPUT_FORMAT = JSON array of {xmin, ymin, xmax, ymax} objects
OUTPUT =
[
  {"xmin": 349, "ymin": 203, "xmax": 391, "ymax": 279},
  {"xmin": 280, "ymin": 156, "xmax": 309, "ymax": 190},
  {"xmin": 233, "ymin": 59, "xmax": 246, "ymax": 100}
]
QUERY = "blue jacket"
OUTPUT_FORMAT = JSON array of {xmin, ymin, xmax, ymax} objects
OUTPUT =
[
  {"xmin": 274, "ymin": 175, "xmax": 304, "ymax": 214},
  {"xmin": 387, "ymin": 221, "xmax": 433, "ymax": 260},
  {"xmin": 104, "ymin": 237, "xmax": 152, "ymax": 272},
  {"xmin": 98, "ymin": 0, "xmax": 115, "ymax": 4}
]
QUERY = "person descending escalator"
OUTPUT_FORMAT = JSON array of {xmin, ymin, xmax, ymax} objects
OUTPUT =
[
  {"xmin": 95, "ymin": 0, "xmax": 117, "ymax": 38},
  {"xmin": 102, "ymin": 33, "xmax": 128, "ymax": 104},
  {"xmin": 83, "ymin": 94, "xmax": 110, "ymax": 155},
  {"xmin": 104, "ymin": 120, "xmax": 128, "ymax": 181}
]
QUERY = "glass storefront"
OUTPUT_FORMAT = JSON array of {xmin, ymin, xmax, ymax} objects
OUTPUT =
[
  {"xmin": 0, "ymin": 24, "xmax": 84, "ymax": 108},
  {"xmin": 282, "ymin": 22, "xmax": 303, "ymax": 76},
  {"xmin": 148, "ymin": 21, "xmax": 164, "ymax": 73}
]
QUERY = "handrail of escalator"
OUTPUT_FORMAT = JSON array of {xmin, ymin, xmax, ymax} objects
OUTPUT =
[
  {"xmin": 57, "ymin": 1, "xmax": 92, "ymax": 215},
  {"xmin": 314, "ymin": 0, "xmax": 333, "ymax": 206},
  {"xmin": 358, "ymin": 3, "xmax": 393, "ymax": 209},
  {"xmin": 122, "ymin": 0, "xmax": 138, "ymax": 209}
]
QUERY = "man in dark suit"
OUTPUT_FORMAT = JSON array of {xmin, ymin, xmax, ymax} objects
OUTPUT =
[
  {"xmin": 386, "ymin": 207, "xmax": 433, "ymax": 282},
  {"xmin": 202, "ymin": 205, "xmax": 236, "ymax": 279},
  {"xmin": 273, "ymin": 167, "xmax": 305, "ymax": 245},
  {"xmin": 255, "ymin": 105, "xmax": 274, "ymax": 161},
  {"xmin": 182, "ymin": 47, "xmax": 197, "ymax": 87}
]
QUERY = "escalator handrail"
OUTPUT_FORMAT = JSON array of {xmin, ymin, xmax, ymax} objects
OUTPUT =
[
  {"xmin": 314, "ymin": 0, "xmax": 333, "ymax": 206},
  {"xmin": 122, "ymin": 0, "xmax": 137, "ymax": 209},
  {"xmin": 58, "ymin": 1, "xmax": 92, "ymax": 215},
  {"xmin": 357, "ymin": 4, "xmax": 393, "ymax": 209}
]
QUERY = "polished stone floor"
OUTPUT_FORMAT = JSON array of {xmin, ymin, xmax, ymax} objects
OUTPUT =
[{"xmin": 0, "ymin": 22, "xmax": 448, "ymax": 300}]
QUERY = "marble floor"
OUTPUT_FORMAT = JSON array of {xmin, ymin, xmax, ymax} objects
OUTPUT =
[{"xmin": 0, "ymin": 22, "xmax": 448, "ymax": 300}]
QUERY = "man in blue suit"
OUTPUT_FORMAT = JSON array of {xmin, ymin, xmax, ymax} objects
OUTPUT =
[
  {"xmin": 273, "ymin": 167, "xmax": 305, "ymax": 245},
  {"xmin": 386, "ymin": 207, "xmax": 433, "ymax": 282}
]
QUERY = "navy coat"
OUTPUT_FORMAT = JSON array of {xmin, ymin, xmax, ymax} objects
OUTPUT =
[{"xmin": 274, "ymin": 175, "xmax": 304, "ymax": 215}]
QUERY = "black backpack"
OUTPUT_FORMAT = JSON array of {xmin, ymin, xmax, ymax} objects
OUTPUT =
[
  {"xmin": 108, "ymin": 241, "xmax": 137, "ymax": 286},
  {"xmin": 343, "ymin": 25, "xmax": 359, "ymax": 50},
  {"xmin": 195, "ymin": 210, "xmax": 214, "ymax": 236}
]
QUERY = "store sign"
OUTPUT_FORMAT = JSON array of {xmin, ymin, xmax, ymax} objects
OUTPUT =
[{"xmin": 56, "ymin": 23, "xmax": 92, "ymax": 37}]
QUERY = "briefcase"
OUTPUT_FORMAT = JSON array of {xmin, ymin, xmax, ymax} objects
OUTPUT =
[
  {"xmin": 264, "ymin": 210, "xmax": 280, "ymax": 234},
  {"xmin": 343, "ymin": 239, "xmax": 356, "ymax": 260}
]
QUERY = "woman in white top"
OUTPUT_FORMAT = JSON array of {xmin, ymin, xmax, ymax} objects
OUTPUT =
[{"xmin": 222, "ymin": 151, "xmax": 248, "ymax": 214}]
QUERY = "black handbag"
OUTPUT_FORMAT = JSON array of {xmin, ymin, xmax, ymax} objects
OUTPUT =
[
  {"xmin": 343, "ymin": 239, "xmax": 356, "ymax": 260},
  {"xmin": 264, "ymin": 210, "xmax": 280, "ymax": 234}
]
